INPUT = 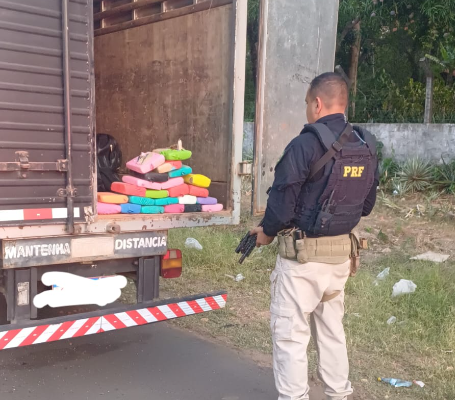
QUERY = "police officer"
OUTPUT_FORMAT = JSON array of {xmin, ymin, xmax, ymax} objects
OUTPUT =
[{"xmin": 250, "ymin": 72, "xmax": 379, "ymax": 400}]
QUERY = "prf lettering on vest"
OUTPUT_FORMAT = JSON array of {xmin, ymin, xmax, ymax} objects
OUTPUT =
[{"xmin": 343, "ymin": 166, "xmax": 365, "ymax": 178}]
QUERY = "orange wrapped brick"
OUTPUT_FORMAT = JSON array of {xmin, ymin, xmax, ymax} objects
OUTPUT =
[{"xmin": 97, "ymin": 192, "xmax": 129, "ymax": 204}]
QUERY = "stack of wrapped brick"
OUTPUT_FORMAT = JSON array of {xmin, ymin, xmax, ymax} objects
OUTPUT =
[{"xmin": 97, "ymin": 147, "xmax": 223, "ymax": 215}]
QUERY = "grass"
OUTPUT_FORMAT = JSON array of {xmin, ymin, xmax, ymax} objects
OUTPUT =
[
  {"xmin": 345, "ymin": 254, "xmax": 455, "ymax": 399},
  {"xmin": 160, "ymin": 199, "xmax": 455, "ymax": 400}
]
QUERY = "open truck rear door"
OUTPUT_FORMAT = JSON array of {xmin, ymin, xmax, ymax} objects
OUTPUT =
[
  {"xmin": 0, "ymin": 0, "xmax": 95, "ymax": 234},
  {"xmin": 252, "ymin": 0, "xmax": 339, "ymax": 214}
]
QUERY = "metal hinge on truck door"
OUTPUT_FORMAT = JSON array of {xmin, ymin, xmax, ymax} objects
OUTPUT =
[
  {"xmin": 237, "ymin": 161, "xmax": 252, "ymax": 175},
  {"xmin": 0, "ymin": 151, "xmax": 68, "ymax": 178}
]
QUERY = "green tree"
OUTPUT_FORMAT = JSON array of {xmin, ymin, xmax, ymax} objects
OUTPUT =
[
  {"xmin": 247, "ymin": 0, "xmax": 260, "ymax": 90},
  {"xmin": 337, "ymin": 0, "xmax": 455, "ymax": 122}
]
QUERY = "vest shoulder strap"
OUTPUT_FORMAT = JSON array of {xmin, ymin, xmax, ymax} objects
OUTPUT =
[
  {"xmin": 303, "ymin": 123, "xmax": 338, "ymax": 151},
  {"xmin": 305, "ymin": 123, "xmax": 353, "ymax": 180}
]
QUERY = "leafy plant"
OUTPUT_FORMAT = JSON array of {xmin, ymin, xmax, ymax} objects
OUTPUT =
[
  {"xmin": 425, "ymin": 44, "xmax": 455, "ymax": 71},
  {"xmin": 376, "ymin": 140, "xmax": 384, "ymax": 162},
  {"xmin": 379, "ymin": 157, "xmax": 400, "ymax": 190},
  {"xmin": 391, "ymin": 177, "xmax": 410, "ymax": 196},
  {"xmin": 397, "ymin": 158, "xmax": 434, "ymax": 193},
  {"xmin": 379, "ymin": 157, "xmax": 455, "ymax": 196},
  {"xmin": 433, "ymin": 158, "xmax": 455, "ymax": 194}
]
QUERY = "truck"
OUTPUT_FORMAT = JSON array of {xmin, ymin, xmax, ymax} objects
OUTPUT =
[{"xmin": 0, "ymin": 0, "xmax": 338, "ymax": 350}]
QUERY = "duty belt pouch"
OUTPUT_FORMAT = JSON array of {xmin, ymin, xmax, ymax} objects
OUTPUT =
[
  {"xmin": 349, "ymin": 229, "xmax": 365, "ymax": 277},
  {"xmin": 297, "ymin": 235, "xmax": 351, "ymax": 264},
  {"xmin": 295, "ymin": 239, "xmax": 307, "ymax": 264},
  {"xmin": 277, "ymin": 229, "xmax": 297, "ymax": 260}
]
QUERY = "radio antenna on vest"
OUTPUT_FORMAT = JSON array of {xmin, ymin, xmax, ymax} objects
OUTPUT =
[{"xmin": 354, "ymin": 130, "xmax": 366, "ymax": 144}]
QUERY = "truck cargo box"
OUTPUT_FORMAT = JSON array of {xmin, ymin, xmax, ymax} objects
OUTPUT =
[{"xmin": 0, "ymin": 0, "xmax": 246, "ymax": 241}]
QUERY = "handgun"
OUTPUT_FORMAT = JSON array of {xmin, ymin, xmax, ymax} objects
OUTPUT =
[
  {"xmin": 235, "ymin": 220, "xmax": 264, "ymax": 264},
  {"xmin": 235, "ymin": 187, "xmax": 271, "ymax": 264}
]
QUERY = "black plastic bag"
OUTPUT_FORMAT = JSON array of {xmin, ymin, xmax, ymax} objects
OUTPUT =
[{"xmin": 96, "ymin": 133, "xmax": 122, "ymax": 192}]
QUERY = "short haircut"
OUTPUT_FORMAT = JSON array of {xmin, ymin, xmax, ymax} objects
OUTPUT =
[{"xmin": 308, "ymin": 72, "xmax": 348, "ymax": 109}]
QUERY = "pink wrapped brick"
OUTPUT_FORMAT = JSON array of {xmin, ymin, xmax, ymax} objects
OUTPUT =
[
  {"xmin": 161, "ymin": 177, "xmax": 184, "ymax": 189},
  {"xmin": 126, "ymin": 152, "xmax": 165, "ymax": 174},
  {"xmin": 123, "ymin": 175, "xmax": 161, "ymax": 190},
  {"xmin": 202, "ymin": 204, "xmax": 223, "ymax": 212},
  {"xmin": 122, "ymin": 176, "xmax": 183, "ymax": 190},
  {"xmin": 97, "ymin": 202, "xmax": 121, "ymax": 214},
  {"xmin": 164, "ymin": 204, "xmax": 185, "ymax": 213}
]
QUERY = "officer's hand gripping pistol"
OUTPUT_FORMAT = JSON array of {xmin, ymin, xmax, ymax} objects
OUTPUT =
[{"xmin": 235, "ymin": 220, "xmax": 264, "ymax": 264}]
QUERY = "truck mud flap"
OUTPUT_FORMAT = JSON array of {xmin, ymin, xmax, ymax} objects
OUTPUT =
[{"xmin": 0, "ymin": 291, "xmax": 227, "ymax": 351}]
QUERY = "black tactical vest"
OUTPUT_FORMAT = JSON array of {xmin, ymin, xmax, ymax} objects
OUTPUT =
[{"xmin": 294, "ymin": 123, "xmax": 377, "ymax": 237}]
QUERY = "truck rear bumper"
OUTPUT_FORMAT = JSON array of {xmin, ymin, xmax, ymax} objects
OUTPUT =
[{"xmin": 0, "ymin": 291, "xmax": 227, "ymax": 351}]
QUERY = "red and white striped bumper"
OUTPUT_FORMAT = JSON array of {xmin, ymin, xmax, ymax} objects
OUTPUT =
[
  {"xmin": 0, "ymin": 293, "xmax": 227, "ymax": 350},
  {"xmin": 0, "ymin": 207, "xmax": 80, "ymax": 222}
]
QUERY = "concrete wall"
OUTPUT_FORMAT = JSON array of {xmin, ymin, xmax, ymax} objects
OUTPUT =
[
  {"xmin": 360, "ymin": 124, "xmax": 455, "ymax": 162},
  {"xmin": 243, "ymin": 122, "xmax": 455, "ymax": 162}
]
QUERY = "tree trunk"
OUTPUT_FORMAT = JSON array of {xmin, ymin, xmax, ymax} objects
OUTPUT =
[
  {"xmin": 348, "ymin": 21, "xmax": 361, "ymax": 119},
  {"xmin": 420, "ymin": 58, "xmax": 434, "ymax": 123},
  {"xmin": 424, "ymin": 74, "xmax": 434, "ymax": 123},
  {"xmin": 336, "ymin": 16, "xmax": 361, "ymax": 55}
]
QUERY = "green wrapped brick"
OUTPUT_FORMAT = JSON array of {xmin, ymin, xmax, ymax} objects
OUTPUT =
[
  {"xmin": 145, "ymin": 189, "xmax": 169, "ymax": 199},
  {"xmin": 154, "ymin": 197, "xmax": 179, "ymax": 206},
  {"xmin": 129, "ymin": 196, "xmax": 156, "ymax": 206},
  {"xmin": 160, "ymin": 149, "xmax": 192, "ymax": 161},
  {"xmin": 141, "ymin": 206, "xmax": 164, "ymax": 214}
]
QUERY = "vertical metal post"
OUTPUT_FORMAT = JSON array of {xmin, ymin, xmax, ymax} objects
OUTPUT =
[{"xmin": 62, "ymin": 0, "xmax": 75, "ymax": 234}]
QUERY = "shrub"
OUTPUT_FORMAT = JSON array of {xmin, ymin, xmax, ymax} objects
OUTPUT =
[
  {"xmin": 433, "ymin": 158, "xmax": 455, "ymax": 194},
  {"xmin": 397, "ymin": 158, "xmax": 434, "ymax": 193},
  {"xmin": 379, "ymin": 157, "xmax": 455, "ymax": 195}
]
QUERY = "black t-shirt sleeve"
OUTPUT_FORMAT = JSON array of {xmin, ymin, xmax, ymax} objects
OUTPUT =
[{"xmin": 262, "ymin": 135, "xmax": 317, "ymax": 237}]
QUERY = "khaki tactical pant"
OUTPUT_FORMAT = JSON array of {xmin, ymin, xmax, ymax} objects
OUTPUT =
[{"xmin": 270, "ymin": 255, "xmax": 353, "ymax": 400}]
